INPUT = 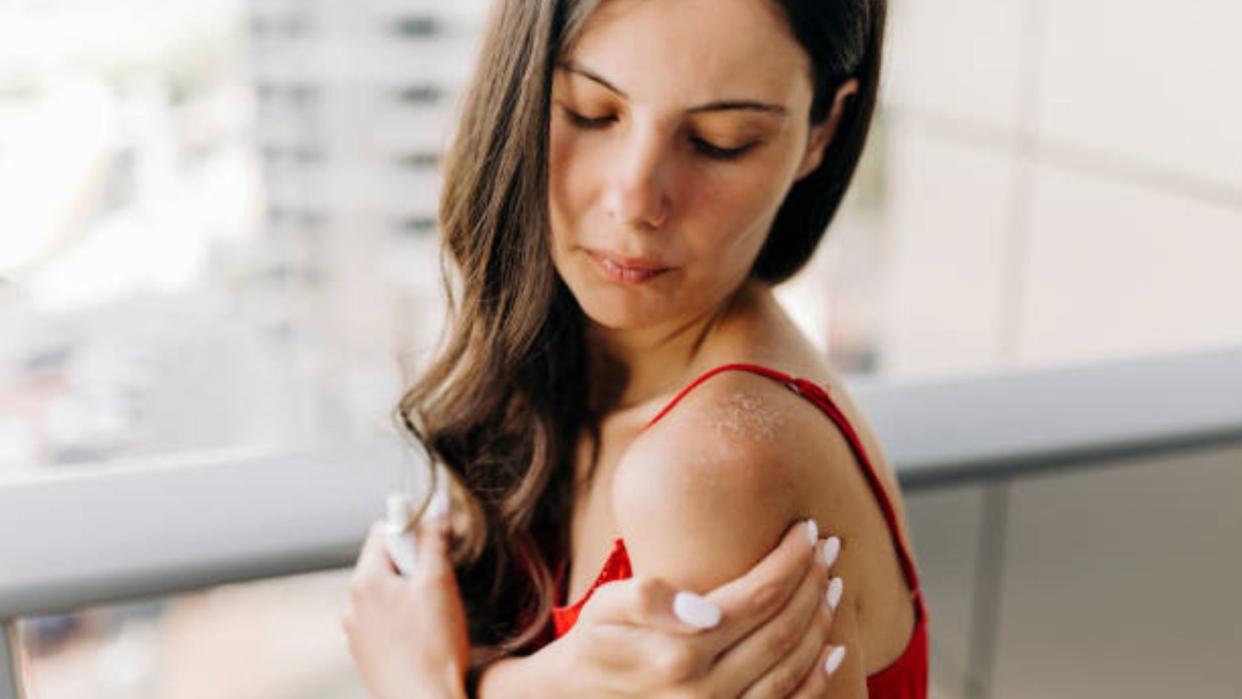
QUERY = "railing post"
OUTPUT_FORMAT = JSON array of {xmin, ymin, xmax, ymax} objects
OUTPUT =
[
  {"xmin": 1, "ymin": 619, "xmax": 25, "ymax": 699},
  {"xmin": 965, "ymin": 480, "xmax": 1011, "ymax": 699}
]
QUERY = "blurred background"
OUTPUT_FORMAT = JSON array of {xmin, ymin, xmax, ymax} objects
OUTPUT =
[{"xmin": 2, "ymin": 0, "xmax": 1239, "ymax": 697}]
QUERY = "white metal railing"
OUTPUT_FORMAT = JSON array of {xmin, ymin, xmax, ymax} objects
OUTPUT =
[{"xmin": 3, "ymin": 345, "xmax": 1241, "ymax": 698}]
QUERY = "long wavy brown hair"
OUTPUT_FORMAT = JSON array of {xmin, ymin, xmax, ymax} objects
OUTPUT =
[{"xmin": 393, "ymin": 0, "xmax": 888, "ymax": 668}]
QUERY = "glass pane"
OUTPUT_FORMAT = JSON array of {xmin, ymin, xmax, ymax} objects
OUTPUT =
[
  {"xmin": 17, "ymin": 569, "xmax": 364, "ymax": 699},
  {"xmin": 876, "ymin": 0, "xmax": 1242, "ymax": 381},
  {"xmin": 0, "ymin": 2, "xmax": 484, "ymax": 480},
  {"xmin": 8, "ymin": 0, "xmax": 1239, "ymax": 485}
]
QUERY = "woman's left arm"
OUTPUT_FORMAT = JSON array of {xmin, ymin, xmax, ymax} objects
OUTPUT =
[
  {"xmin": 610, "ymin": 374, "xmax": 871, "ymax": 697},
  {"xmin": 342, "ymin": 507, "xmax": 470, "ymax": 699}
]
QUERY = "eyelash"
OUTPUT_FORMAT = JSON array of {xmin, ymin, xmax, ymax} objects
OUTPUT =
[{"xmin": 560, "ymin": 107, "xmax": 756, "ymax": 161}]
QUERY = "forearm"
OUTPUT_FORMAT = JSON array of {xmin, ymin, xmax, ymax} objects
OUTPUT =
[
  {"xmin": 474, "ymin": 642, "xmax": 567, "ymax": 699},
  {"xmin": 417, "ymin": 671, "xmax": 469, "ymax": 699},
  {"xmin": 380, "ymin": 665, "xmax": 467, "ymax": 699}
]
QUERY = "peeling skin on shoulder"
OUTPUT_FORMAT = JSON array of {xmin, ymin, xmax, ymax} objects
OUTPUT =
[
  {"xmin": 710, "ymin": 390, "xmax": 786, "ymax": 442},
  {"xmin": 621, "ymin": 387, "xmax": 801, "ymax": 529},
  {"xmin": 678, "ymin": 389, "xmax": 788, "ymax": 470}
]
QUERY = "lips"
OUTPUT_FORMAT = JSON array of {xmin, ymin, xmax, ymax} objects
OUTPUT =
[{"xmin": 585, "ymin": 249, "xmax": 673, "ymax": 284}]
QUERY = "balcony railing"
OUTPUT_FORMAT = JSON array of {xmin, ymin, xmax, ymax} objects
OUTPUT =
[{"xmin": 3, "ymin": 345, "xmax": 1241, "ymax": 699}]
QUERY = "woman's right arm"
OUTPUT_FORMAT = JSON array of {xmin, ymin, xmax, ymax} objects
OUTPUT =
[
  {"xmin": 475, "ymin": 520, "xmax": 843, "ymax": 699},
  {"xmin": 473, "ymin": 646, "xmax": 565, "ymax": 699}
]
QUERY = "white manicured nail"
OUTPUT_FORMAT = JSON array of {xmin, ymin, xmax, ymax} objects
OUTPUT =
[
  {"xmin": 804, "ymin": 519, "xmax": 818, "ymax": 547},
  {"xmin": 673, "ymin": 592, "xmax": 722, "ymax": 629},
  {"xmin": 821, "ymin": 536, "xmax": 841, "ymax": 568},
  {"xmin": 826, "ymin": 577, "xmax": 844, "ymax": 610},
  {"xmin": 425, "ymin": 490, "xmax": 450, "ymax": 521},
  {"xmin": 824, "ymin": 645, "xmax": 847, "ymax": 675}
]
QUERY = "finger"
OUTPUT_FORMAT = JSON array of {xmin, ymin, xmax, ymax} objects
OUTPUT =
[
  {"xmin": 354, "ymin": 519, "xmax": 396, "ymax": 579},
  {"xmin": 788, "ymin": 643, "xmax": 846, "ymax": 699},
  {"xmin": 412, "ymin": 491, "xmax": 452, "ymax": 581},
  {"xmin": 569, "ymin": 618, "xmax": 672, "ymax": 689},
  {"xmin": 736, "ymin": 543, "xmax": 840, "ymax": 699},
  {"xmin": 820, "ymin": 535, "xmax": 841, "ymax": 572},
  {"xmin": 812, "ymin": 585, "xmax": 865, "ymax": 697},
  {"xmin": 581, "ymin": 575, "xmax": 720, "ymax": 635},
  {"xmin": 698, "ymin": 519, "xmax": 819, "ymax": 655},
  {"xmin": 736, "ymin": 596, "xmax": 829, "ymax": 699},
  {"xmin": 710, "ymin": 541, "xmax": 828, "ymax": 698}
]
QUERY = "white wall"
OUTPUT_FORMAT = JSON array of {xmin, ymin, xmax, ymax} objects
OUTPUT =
[{"xmin": 877, "ymin": 0, "xmax": 1242, "ymax": 379}]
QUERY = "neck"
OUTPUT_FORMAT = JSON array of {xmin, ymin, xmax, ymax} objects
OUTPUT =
[{"xmin": 585, "ymin": 279, "xmax": 758, "ymax": 412}]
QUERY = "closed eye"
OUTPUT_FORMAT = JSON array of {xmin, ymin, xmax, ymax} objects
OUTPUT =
[
  {"xmin": 690, "ymin": 138, "xmax": 755, "ymax": 160},
  {"xmin": 560, "ymin": 107, "xmax": 756, "ymax": 161},
  {"xmin": 561, "ymin": 107, "xmax": 616, "ymax": 129}
]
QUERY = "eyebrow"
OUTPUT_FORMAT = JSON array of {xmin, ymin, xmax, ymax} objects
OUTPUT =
[{"xmin": 555, "ymin": 60, "xmax": 788, "ymax": 117}]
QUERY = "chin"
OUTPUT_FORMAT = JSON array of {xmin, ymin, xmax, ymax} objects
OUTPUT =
[
  {"xmin": 553, "ymin": 248, "xmax": 694, "ymax": 330},
  {"xmin": 574, "ymin": 288, "xmax": 670, "ymax": 330},
  {"xmin": 561, "ymin": 267, "xmax": 679, "ymax": 330}
]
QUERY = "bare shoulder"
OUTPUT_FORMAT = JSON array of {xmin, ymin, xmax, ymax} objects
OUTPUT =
[
  {"xmin": 609, "ymin": 366, "xmax": 919, "ymax": 669},
  {"xmin": 609, "ymin": 367, "xmax": 864, "ymax": 592}
]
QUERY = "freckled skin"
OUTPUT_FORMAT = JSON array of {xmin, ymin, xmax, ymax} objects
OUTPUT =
[
  {"xmin": 546, "ymin": 0, "xmax": 834, "ymax": 334},
  {"xmin": 710, "ymin": 391, "xmax": 785, "ymax": 442},
  {"xmin": 676, "ymin": 387, "xmax": 793, "ymax": 499},
  {"xmin": 676, "ymin": 391, "xmax": 780, "ymax": 470}
]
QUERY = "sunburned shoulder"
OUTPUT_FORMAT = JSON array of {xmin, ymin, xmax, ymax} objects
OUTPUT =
[{"xmin": 609, "ymin": 369, "xmax": 863, "ymax": 594}]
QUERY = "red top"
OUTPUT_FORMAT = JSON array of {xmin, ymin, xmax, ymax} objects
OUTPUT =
[{"xmin": 548, "ymin": 363, "xmax": 928, "ymax": 697}]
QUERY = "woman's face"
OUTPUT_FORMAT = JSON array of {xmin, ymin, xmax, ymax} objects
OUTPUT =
[{"xmin": 548, "ymin": 0, "xmax": 832, "ymax": 331}]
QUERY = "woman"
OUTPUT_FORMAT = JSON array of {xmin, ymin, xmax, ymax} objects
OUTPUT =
[{"xmin": 343, "ymin": 0, "xmax": 926, "ymax": 696}]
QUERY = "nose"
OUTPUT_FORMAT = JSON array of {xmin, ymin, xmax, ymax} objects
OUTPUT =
[{"xmin": 604, "ymin": 123, "xmax": 671, "ymax": 230}]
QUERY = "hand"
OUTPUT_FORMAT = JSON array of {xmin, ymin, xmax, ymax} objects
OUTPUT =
[
  {"xmin": 342, "ymin": 497, "xmax": 469, "ymax": 699},
  {"xmin": 548, "ymin": 519, "xmax": 845, "ymax": 698}
]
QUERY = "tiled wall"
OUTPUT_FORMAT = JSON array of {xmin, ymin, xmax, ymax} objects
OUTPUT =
[
  {"xmin": 880, "ymin": 2, "xmax": 1242, "ymax": 695},
  {"xmin": 877, "ymin": 0, "xmax": 1242, "ymax": 379}
]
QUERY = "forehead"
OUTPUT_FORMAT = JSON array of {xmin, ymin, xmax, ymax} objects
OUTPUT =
[{"xmin": 563, "ymin": 0, "xmax": 812, "ymax": 108}]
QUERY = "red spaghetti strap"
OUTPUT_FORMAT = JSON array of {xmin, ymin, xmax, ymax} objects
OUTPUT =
[
  {"xmin": 786, "ymin": 376, "xmax": 922, "ymax": 591},
  {"xmin": 644, "ymin": 363, "xmax": 791, "ymax": 430},
  {"xmin": 643, "ymin": 363, "xmax": 921, "ymax": 592},
  {"xmin": 554, "ymin": 361, "xmax": 928, "ymax": 694}
]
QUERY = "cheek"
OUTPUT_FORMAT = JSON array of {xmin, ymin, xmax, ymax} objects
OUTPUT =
[
  {"xmin": 548, "ymin": 119, "xmax": 795, "ymax": 294},
  {"xmin": 549, "ymin": 122, "xmax": 606, "ymax": 199},
  {"xmin": 677, "ymin": 164, "xmax": 791, "ymax": 265},
  {"xmin": 547, "ymin": 126, "xmax": 598, "ymax": 250}
]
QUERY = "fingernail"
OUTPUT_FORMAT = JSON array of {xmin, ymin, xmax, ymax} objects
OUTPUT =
[
  {"xmin": 826, "ymin": 577, "xmax": 844, "ymax": 610},
  {"xmin": 804, "ymin": 519, "xmax": 818, "ymax": 547},
  {"xmin": 821, "ymin": 536, "xmax": 841, "ymax": 568},
  {"xmin": 673, "ymin": 591, "xmax": 722, "ymax": 629},
  {"xmin": 824, "ymin": 645, "xmax": 847, "ymax": 675},
  {"xmin": 387, "ymin": 492, "xmax": 414, "ymax": 530},
  {"xmin": 425, "ymin": 490, "xmax": 450, "ymax": 521}
]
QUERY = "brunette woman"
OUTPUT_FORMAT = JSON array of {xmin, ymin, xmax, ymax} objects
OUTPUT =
[{"xmin": 344, "ymin": 0, "xmax": 925, "ymax": 696}]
